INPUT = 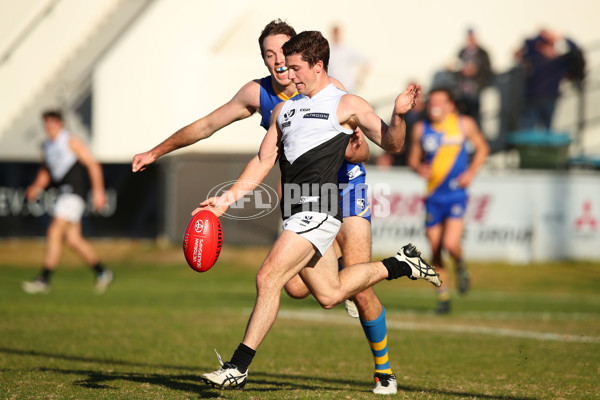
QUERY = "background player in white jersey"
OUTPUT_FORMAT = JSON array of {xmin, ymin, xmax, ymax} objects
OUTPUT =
[
  {"xmin": 198, "ymin": 30, "xmax": 440, "ymax": 391},
  {"xmin": 22, "ymin": 111, "xmax": 113, "ymax": 294},
  {"xmin": 132, "ymin": 20, "xmax": 402, "ymax": 394}
]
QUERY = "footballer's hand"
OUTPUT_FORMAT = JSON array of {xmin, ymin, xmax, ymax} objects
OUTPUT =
[
  {"xmin": 25, "ymin": 185, "xmax": 43, "ymax": 202},
  {"xmin": 395, "ymin": 83, "xmax": 422, "ymax": 115},
  {"xmin": 344, "ymin": 128, "xmax": 369, "ymax": 163},
  {"xmin": 193, "ymin": 196, "xmax": 230, "ymax": 218},
  {"xmin": 417, "ymin": 164, "xmax": 432, "ymax": 180},
  {"xmin": 457, "ymin": 170, "xmax": 475, "ymax": 188},
  {"xmin": 92, "ymin": 190, "xmax": 108, "ymax": 213},
  {"xmin": 132, "ymin": 151, "xmax": 156, "ymax": 173}
]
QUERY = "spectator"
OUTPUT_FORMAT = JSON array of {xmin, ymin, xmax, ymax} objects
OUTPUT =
[
  {"xmin": 516, "ymin": 29, "xmax": 584, "ymax": 130},
  {"xmin": 456, "ymin": 28, "xmax": 493, "ymax": 127},
  {"xmin": 328, "ymin": 24, "xmax": 370, "ymax": 94}
]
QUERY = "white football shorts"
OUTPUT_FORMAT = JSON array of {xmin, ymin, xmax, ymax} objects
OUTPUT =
[
  {"xmin": 282, "ymin": 211, "xmax": 341, "ymax": 256},
  {"xmin": 54, "ymin": 193, "xmax": 86, "ymax": 223}
]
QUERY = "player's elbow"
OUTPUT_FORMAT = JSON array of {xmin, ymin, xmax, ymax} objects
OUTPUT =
[{"xmin": 385, "ymin": 142, "xmax": 404, "ymax": 154}]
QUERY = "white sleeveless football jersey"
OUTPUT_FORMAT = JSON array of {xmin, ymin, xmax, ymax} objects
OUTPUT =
[{"xmin": 277, "ymin": 84, "xmax": 353, "ymax": 220}]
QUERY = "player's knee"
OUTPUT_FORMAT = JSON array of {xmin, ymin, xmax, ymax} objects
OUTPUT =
[
  {"xmin": 255, "ymin": 267, "xmax": 281, "ymax": 295},
  {"xmin": 64, "ymin": 232, "xmax": 82, "ymax": 249},
  {"xmin": 46, "ymin": 222, "xmax": 62, "ymax": 238},
  {"xmin": 442, "ymin": 239, "xmax": 460, "ymax": 254},
  {"xmin": 255, "ymin": 268, "xmax": 270, "ymax": 290}
]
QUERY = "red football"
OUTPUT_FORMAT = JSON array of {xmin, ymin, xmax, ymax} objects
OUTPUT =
[{"xmin": 182, "ymin": 210, "xmax": 223, "ymax": 272}]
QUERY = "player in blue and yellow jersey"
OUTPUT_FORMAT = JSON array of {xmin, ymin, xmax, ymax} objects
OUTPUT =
[
  {"xmin": 409, "ymin": 88, "xmax": 489, "ymax": 314},
  {"xmin": 133, "ymin": 20, "xmax": 405, "ymax": 394}
]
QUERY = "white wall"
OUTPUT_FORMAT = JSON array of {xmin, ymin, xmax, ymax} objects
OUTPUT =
[
  {"xmin": 93, "ymin": 0, "xmax": 600, "ymax": 162},
  {"xmin": 0, "ymin": 0, "xmax": 122, "ymax": 139}
]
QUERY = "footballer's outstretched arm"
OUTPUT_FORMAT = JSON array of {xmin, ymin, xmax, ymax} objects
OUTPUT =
[
  {"xmin": 194, "ymin": 102, "xmax": 283, "ymax": 217},
  {"xmin": 132, "ymin": 80, "xmax": 261, "ymax": 172},
  {"xmin": 339, "ymin": 84, "xmax": 421, "ymax": 153},
  {"xmin": 330, "ymin": 77, "xmax": 371, "ymax": 163}
]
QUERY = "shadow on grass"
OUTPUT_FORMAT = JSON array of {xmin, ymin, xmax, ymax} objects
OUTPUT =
[
  {"xmin": 0, "ymin": 346, "xmax": 197, "ymax": 371},
  {"xmin": 38, "ymin": 367, "xmax": 221, "ymax": 397},
  {"xmin": 2, "ymin": 346, "xmax": 539, "ymax": 399}
]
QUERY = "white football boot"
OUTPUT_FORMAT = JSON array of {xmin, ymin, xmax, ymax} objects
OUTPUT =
[
  {"xmin": 22, "ymin": 279, "xmax": 50, "ymax": 294},
  {"xmin": 395, "ymin": 243, "xmax": 442, "ymax": 287},
  {"xmin": 344, "ymin": 299, "xmax": 359, "ymax": 318},
  {"xmin": 201, "ymin": 350, "xmax": 248, "ymax": 389},
  {"xmin": 373, "ymin": 373, "xmax": 398, "ymax": 395},
  {"xmin": 94, "ymin": 269, "xmax": 114, "ymax": 294}
]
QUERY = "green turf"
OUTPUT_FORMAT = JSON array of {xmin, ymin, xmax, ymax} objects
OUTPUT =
[{"xmin": 0, "ymin": 244, "xmax": 599, "ymax": 399}]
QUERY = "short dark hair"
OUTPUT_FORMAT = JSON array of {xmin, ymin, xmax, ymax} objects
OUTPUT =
[
  {"xmin": 428, "ymin": 87, "xmax": 456, "ymax": 104},
  {"xmin": 258, "ymin": 19, "xmax": 296, "ymax": 58},
  {"xmin": 42, "ymin": 110, "xmax": 63, "ymax": 121},
  {"xmin": 282, "ymin": 31, "xmax": 329, "ymax": 71}
]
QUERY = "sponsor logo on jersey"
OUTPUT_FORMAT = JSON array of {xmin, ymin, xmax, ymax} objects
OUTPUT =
[
  {"xmin": 300, "ymin": 196, "xmax": 320, "ymax": 204},
  {"xmin": 303, "ymin": 112, "xmax": 329, "ymax": 120}
]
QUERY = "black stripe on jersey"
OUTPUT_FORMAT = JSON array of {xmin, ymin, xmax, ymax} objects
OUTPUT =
[
  {"xmin": 57, "ymin": 162, "xmax": 88, "ymax": 198},
  {"xmin": 279, "ymin": 133, "xmax": 350, "ymax": 221}
]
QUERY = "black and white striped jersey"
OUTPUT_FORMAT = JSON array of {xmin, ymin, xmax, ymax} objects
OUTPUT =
[{"xmin": 277, "ymin": 84, "xmax": 354, "ymax": 220}]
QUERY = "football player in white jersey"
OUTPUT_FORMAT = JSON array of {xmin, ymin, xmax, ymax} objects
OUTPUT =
[
  {"xmin": 198, "ymin": 31, "xmax": 439, "ymax": 391},
  {"xmin": 132, "ymin": 20, "xmax": 408, "ymax": 394},
  {"xmin": 22, "ymin": 111, "xmax": 113, "ymax": 294}
]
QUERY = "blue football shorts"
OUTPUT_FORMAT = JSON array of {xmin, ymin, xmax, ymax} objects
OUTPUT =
[
  {"xmin": 425, "ymin": 195, "xmax": 467, "ymax": 228},
  {"xmin": 339, "ymin": 180, "xmax": 371, "ymax": 222}
]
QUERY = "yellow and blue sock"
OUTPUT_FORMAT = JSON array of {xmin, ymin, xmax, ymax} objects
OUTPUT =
[{"xmin": 360, "ymin": 306, "xmax": 393, "ymax": 375}]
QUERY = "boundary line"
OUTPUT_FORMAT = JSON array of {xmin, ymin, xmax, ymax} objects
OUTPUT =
[{"xmin": 277, "ymin": 309, "xmax": 600, "ymax": 344}]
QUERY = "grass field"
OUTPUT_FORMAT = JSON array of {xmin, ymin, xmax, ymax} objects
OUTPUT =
[{"xmin": 1, "ymin": 240, "xmax": 599, "ymax": 399}]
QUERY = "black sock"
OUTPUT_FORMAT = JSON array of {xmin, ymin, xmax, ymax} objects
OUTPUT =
[
  {"xmin": 40, "ymin": 268, "xmax": 53, "ymax": 283},
  {"xmin": 382, "ymin": 257, "xmax": 412, "ymax": 280},
  {"xmin": 92, "ymin": 263, "xmax": 105, "ymax": 274},
  {"xmin": 229, "ymin": 343, "xmax": 256, "ymax": 373}
]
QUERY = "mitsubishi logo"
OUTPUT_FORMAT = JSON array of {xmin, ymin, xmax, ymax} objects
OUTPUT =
[{"xmin": 574, "ymin": 200, "xmax": 597, "ymax": 231}]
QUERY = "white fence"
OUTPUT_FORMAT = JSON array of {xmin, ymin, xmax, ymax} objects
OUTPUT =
[{"xmin": 368, "ymin": 167, "xmax": 600, "ymax": 262}]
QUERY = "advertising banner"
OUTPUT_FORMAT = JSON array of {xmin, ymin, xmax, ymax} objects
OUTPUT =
[
  {"xmin": 0, "ymin": 162, "xmax": 159, "ymax": 238},
  {"xmin": 367, "ymin": 168, "xmax": 600, "ymax": 262}
]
